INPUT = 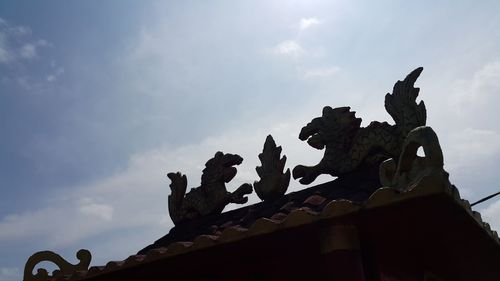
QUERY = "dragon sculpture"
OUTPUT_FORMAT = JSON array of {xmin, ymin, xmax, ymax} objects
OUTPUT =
[
  {"xmin": 168, "ymin": 151, "xmax": 253, "ymax": 225},
  {"xmin": 293, "ymin": 67, "xmax": 427, "ymax": 184}
]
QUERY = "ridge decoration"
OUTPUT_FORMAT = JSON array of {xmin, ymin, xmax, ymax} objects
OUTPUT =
[
  {"xmin": 293, "ymin": 67, "xmax": 427, "ymax": 184},
  {"xmin": 253, "ymin": 135, "xmax": 291, "ymax": 201},
  {"xmin": 168, "ymin": 151, "xmax": 253, "ymax": 225},
  {"xmin": 379, "ymin": 126, "xmax": 451, "ymax": 191},
  {"xmin": 23, "ymin": 249, "xmax": 91, "ymax": 281}
]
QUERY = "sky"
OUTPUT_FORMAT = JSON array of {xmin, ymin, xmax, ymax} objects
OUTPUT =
[{"xmin": 1, "ymin": 0, "xmax": 500, "ymax": 280}]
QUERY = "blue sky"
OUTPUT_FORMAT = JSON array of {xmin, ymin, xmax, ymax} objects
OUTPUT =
[{"xmin": 2, "ymin": 1, "xmax": 500, "ymax": 280}]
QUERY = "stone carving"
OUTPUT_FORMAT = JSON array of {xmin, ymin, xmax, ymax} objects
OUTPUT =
[
  {"xmin": 23, "ymin": 249, "xmax": 91, "ymax": 281},
  {"xmin": 379, "ymin": 126, "xmax": 450, "ymax": 191},
  {"xmin": 254, "ymin": 135, "xmax": 291, "ymax": 201},
  {"xmin": 168, "ymin": 152, "xmax": 253, "ymax": 225},
  {"xmin": 293, "ymin": 67, "xmax": 427, "ymax": 184}
]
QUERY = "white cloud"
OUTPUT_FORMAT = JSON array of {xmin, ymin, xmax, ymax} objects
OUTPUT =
[
  {"xmin": 445, "ymin": 128, "xmax": 500, "ymax": 171},
  {"xmin": 0, "ymin": 17, "xmax": 31, "ymax": 37},
  {"xmin": 0, "ymin": 18, "xmax": 48, "ymax": 64},
  {"xmin": 442, "ymin": 127, "xmax": 500, "ymax": 199},
  {"xmin": 79, "ymin": 200, "xmax": 114, "ymax": 221},
  {"xmin": 480, "ymin": 198, "xmax": 500, "ymax": 232},
  {"xmin": 450, "ymin": 60, "xmax": 500, "ymax": 118},
  {"xmin": 0, "ymin": 46, "xmax": 10, "ymax": 63},
  {"xmin": 0, "ymin": 26, "xmax": 13, "ymax": 63},
  {"xmin": 302, "ymin": 66, "xmax": 340, "ymax": 79},
  {"xmin": 46, "ymin": 67, "xmax": 65, "ymax": 82},
  {"xmin": 299, "ymin": 17, "xmax": 321, "ymax": 30},
  {"xmin": 0, "ymin": 267, "xmax": 20, "ymax": 281},
  {"xmin": 272, "ymin": 40, "xmax": 304, "ymax": 58},
  {"xmin": 16, "ymin": 76, "xmax": 32, "ymax": 89},
  {"xmin": 36, "ymin": 39, "xmax": 50, "ymax": 47},
  {"xmin": 20, "ymin": 43, "xmax": 36, "ymax": 59},
  {"xmin": 440, "ymin": 61, "xmax": 500, "ymax": 177}
]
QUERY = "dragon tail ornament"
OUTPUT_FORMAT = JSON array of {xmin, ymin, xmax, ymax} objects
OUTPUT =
[{"xmin": 385, "ymin": 67, "xmax": 427, "ymax": 141}]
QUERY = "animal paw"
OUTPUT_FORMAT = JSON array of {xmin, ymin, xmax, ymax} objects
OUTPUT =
[
  {"xmin": 231, "ymin": 183, "xmax": 253, "ymax": 204},
  {"xmin": 292, "ymin": 165, "xmax": 317, "ymax": 185},
  {"xmin": 292, "ymin": 165, "xmax": 306, "ymax": 179}
]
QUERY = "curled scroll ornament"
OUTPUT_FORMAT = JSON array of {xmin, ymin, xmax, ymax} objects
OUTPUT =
[
  {"xmin": 23, "ymin": 249, "xmax": 91, "ymax": 281},
  {"xmin": 379, "ymin": 126, "xmax": 450, "ymax": 191}
]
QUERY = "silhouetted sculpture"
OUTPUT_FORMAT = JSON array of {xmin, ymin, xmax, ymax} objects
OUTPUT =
[
  {"xmin": 293, "ymin": 67, "xmax": 427, "ymax": 184},
  {"xmin": 379, "ymin": 126, "xmax": 450, "ymax": 191},
  {"xmin": 168, "ymin": 152, "xmax": 252, "ymax": 225},
  {"xmin": 254, "ymin": 135, "xmax": 290, "ymax": 201},
  {"xmin": 24, "ymin": 249, "xmax": 91, "ymax": 281}
]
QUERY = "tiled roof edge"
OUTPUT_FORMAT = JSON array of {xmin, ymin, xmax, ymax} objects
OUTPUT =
[{"xmin": 57, "ymin": 178, "xmax": 500, "ymax": 280}]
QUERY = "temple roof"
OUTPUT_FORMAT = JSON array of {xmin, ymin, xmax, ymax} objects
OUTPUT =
[
  {"xmin": 46, "ymin": 168, "xmax": 500, "ymax": 281},
  {"xmin": 23, "ymin": 69, "xmax": 500, "ymax": 281}
]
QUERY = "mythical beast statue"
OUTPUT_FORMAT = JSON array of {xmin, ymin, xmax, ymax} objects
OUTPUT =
[
  {"xmin": 168, "ymin": 152, "xmax": 253, "ymax": 225},
  {"xmin": 293, "ymin": 67, "xmax": 427, "ymax": 184}
]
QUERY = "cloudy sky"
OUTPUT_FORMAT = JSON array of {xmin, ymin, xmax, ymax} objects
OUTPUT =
[{"xmin": 1, "ymin": 0, "xmax": 500, "ymax": 279}]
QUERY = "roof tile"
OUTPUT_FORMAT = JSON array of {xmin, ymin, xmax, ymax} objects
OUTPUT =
[
  {"xmin": 270, "ymin": 212, "xmax": 288, "ymax": 221},
  {"xmin": 303, "ymin": 195, "xmax": 327, "ymax": 207},
  {"xmin": 279, "ymin": 202, "xmax": 297, "ymax": 213}
]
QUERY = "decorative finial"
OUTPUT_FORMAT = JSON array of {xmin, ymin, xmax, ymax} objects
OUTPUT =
[
  {"xmin": 379, "ymin": 126, "xmax": 450, "ymax": 191},
  {"xmin": 168, "ymin": 151, "xmax": 253, "ymax": 225},
  {"xmin": 24, "ymin": 249, "xmax": 91, "ymax": 281},
  {"xmin": 293, "ymin": 67, "xmax": 427, "ymax": 185},
  {"xmin": 254, "ymin": 135, "xmax": 290, "ymax": 201}
]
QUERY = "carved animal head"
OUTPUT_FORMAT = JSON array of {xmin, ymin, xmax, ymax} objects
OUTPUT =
[
  {"xmin": 201, "ymin": 152, "xmax": 244, "ymax": 185},
  {"xmin": 299, "ymin": 106, "xmax": 362, "ymax": 150}
]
